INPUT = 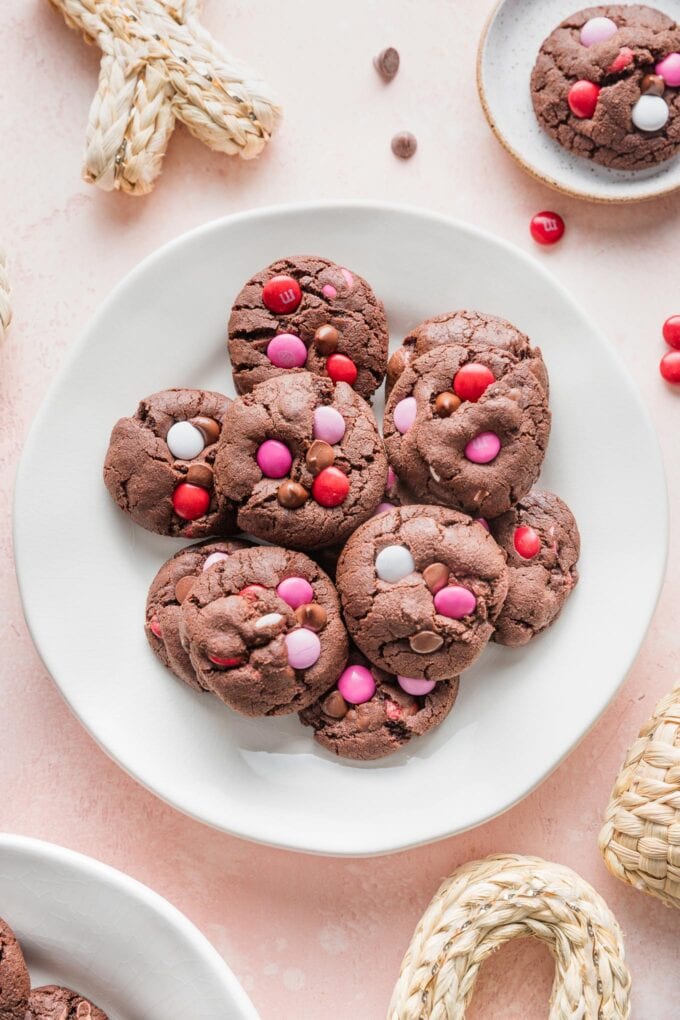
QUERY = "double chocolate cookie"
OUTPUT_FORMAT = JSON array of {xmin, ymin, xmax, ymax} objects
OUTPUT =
[
  {"xmin": 214, "ymin": 373, "xmax": 388, "ymax": 550},
  {"xmin": 146, "ymin": 539, "xmax": 252, "ymax": 689},
  {"xmin": 103, "ymin": 389, "xmax": 234, "ymax": 538},
  {"xmin": 26, "ymin": 986, "xmax": 108, "ymax": 1020},
  {"xmin": 336, "ymin": 505, "xmax": 509, "ymax": 680},
  {"xmin": 299, "ymin": 646, "xmax": 459, "ymax": 760},
  {"xmin": 384, "ymin": 342, "xmax": 551, "ymax": 519},
  {"xmin": 228, "ymin": 255, "xmax": 389, "ymax": 400},
  {"xmin": 180, "ymin": 545, "xmax": 348, "ymax": 715},
  {"xmin": 489, "ymin": 490, "xmax": 580, "ymax": 646},
  {"xmin": 531, "ymin": 5, "xmax": 680, "ymax": 169},
  {"xmin": 0, "ymin": 917, "xmax": 29, "ymax": 1020}
]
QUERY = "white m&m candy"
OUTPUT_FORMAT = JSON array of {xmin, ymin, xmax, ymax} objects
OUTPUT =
[
  {"xmin": 375, "ymin": 545, "xmax": 415, "ymax": 583},
  {"xmin": 632, "ymin": 94, "xmax": 669, "ymax": 133},
  {"xmin": 166, "ymin": 421, "xmax": 205, "ymax": 460}
]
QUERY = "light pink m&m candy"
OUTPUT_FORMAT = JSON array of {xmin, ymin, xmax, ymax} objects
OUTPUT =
[
  {"xmin": 374, "ymin": 501, "xmax": 395, "ymax": 516},
  {"xmin": 285, "ymin": 628, "xmax": 321, "ymax": 669},
  {"xmin": 340, "ymin": 268, "xmax": 354, "ymax": 289},
  {"xmin": 322, "ymin": 284, "xmax": 337, "ymax": 299},
  {"xmin": 393, "ymin": 396, "xmax": 417, "ymax": 434},
  {"xmin": 398, "ymin": 676, "xmax": 436, "ymax": 696},
  {"xmin": 266, "ymin": 334, "xmax": 307, "ymax": 369},
  {"xmin": 313, "ymin": 405, "xmax": 345, "ymax": 444},
  {"xmin": 465, "ymin": 431, "xmax": 501, "ymax": 464},
  {"xmin": 276, "ymin": 576, "xmax": 314, "ymax": 609},
  {"xmin": 256, "ymin": 439, "xmax": 292, "ymax": 478},
  {"xmin": 580, "ymin": 16, "xmax": 617, "ymax": 46},
  {"xmin": 337, "ymin": 664, "xmax": 376, "ymax": 704},
  {"xmin": 656, "ymin": 53, "xmax": 680, "ymax": 86},
  {"xmin": 434, "ymin": 584, "xmax": 477, "ymax": 619},
  {"xmin": 203, "ymin": 552, "xmax": 229, "ymax": 571}
]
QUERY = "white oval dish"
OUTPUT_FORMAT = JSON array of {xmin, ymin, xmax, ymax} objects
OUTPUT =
[
  {"xmin": 478, "ymin": 0, "xmax": 680, "ymax": 203},
  {"xmin": 14, "ymin": 201, "xmax": 667, "ymax": 855},
  {"xmin": 0, "ymin": 834, "xmax": 258, "ymax": 1019}
]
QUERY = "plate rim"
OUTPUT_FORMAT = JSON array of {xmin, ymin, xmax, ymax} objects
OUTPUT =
[
  {"xmin": 13, "ymin": 199, "xmax": 669, "ymax": 856},
  {"xmin": 476, "ymin": 0, "xmax": 680, "ymax": 205}
]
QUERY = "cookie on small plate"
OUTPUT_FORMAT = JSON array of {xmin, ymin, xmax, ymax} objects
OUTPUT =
[
  {"xmin": 489, "ymin": 490, "xmax": 580, "ymax": 646},
  {"xmin": 299, "ymin": 646, "xmax": 459, "ymax": 761},
  {"xmin": 384, "ymin": 342, "xmax": 551, "ymax": 519},
  {"xmin": 145, "ymin": 539, "xmax": 252, "ymax": 689},
  {"xmin": 180, "ymin": 545, "xmax": 348, "ymax": 715},
  {"xmin": 103, "ymin": 389, "xmax": 234, "ymax": 538},
  {"xmin": 0, "ymin": 917, "xmax": 29, "ymax": 1020},
  {"xmin": 336, "ymin": 505, "xmax": 509, "ymax": 680},
  {"xmin": 228, "ymin": 255, "xmax": 388, "ymax": 400},
  {"xmin": 26, "ymin": 986, "xmax": 108, "ymax": 1020},
  {"xmin": 214, "ymin": 373, "xmax": 388, "ymax": 550}
]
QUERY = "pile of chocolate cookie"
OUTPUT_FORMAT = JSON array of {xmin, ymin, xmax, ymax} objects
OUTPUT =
[
  {"xmin": 103, "ymin": 256, "xmax": 580, "ymax": 761},
  {"xmin": 0, "ymin": 915, "xmax": 108, "ymax": 1019}
]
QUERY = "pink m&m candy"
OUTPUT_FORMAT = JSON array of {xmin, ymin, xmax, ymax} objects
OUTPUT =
[
  {"xmin": 465, "ymin": 432, "xmax": 501, "ymax": 464},
  {"xmin": 322, "ymin": 284, "xmax": 337, "ymax": 299},
  {"xmin": 393, "ymin": 396, "xmax": 417, "ymax": 434},
  {"xmin": 580, "ymin": 16, "xmax": 617, "ymax": 47},
  {"xmin": 313, "ymin": 405, "xmax": 345, "ymax": 444},
  {"xmin": 656, "ymin": 53, "xmax": 680, "ymax": 87},
  {"xmin": 203, "ymin": 552, "xmax": 229, "ymax": 571},
  {"xmin": 387, "ymin": 467, "xmax": 396, "ymax": 488},
  {"xmin": 398, "ymin": 676, "xmax": 436, "ymax": 696},
  {"xmin": 149, "ymin": 616, "xmax": 162, "ymax": 638},
  {"xmin": 340, "ymin": 268, "xmax": 354, "ymax": 289},
  {"xmin": 276, "ymin": 576, "xmax": 314, "ymax": 609},
  {"xmin": 256, "ymin": 439, "xmax": 292, "ymax": 478},
  {"xmin": 374, "ymin": 501, "xmax": 395, "ymax": 516},
  {"xmin": 434, "ymin": 584, "xmax": 477, "ymax": 619},
  {"xmin": 285, "ymin": 628, "xmax": 321, "ymax": 669},
  {"xmin": 337, "ymin": 664, "xmax": 376, "ymax": 704},
  {"xmin": 266, "ymin": 333, "xmax": 307, "ymax": 369}
]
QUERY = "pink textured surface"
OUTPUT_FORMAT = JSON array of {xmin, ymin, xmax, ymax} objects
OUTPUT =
[{"xmin": 1, "ymin": 1, "xmax": 679, "ymax": 1017}]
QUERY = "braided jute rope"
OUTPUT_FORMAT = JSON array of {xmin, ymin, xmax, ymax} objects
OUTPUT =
[
  {"xmin": 389, "ymin": 854, "xmax": 631, "ymax": 1020},
  {"xmin": 600, "ymin": 677, "xmax": 680, "ymax": 909},
  {"xmin": 47, "ymin": 0, "xmax": 281, "ymax": 194},
  {"xmin": 0, "ymin": 248, "xmax": 11, "ymax": 342}
]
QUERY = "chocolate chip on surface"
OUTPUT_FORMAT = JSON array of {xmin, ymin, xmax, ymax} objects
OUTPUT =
[
  {"xmin": 391, "ymin": 131, "xmax": 417, "ymax": 159},
  {"xmin": 374, "ymin": 46, "xmax": 400, "ymax": 81}
]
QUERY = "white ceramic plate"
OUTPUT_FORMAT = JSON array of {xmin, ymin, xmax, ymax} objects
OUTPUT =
[
  {"xmin": 14, "ymin": 202, "xmax": 667, "ymax": 856},
  {"xmin": 0, "ymin": 834, "xmax": 258, "ymax": 1020},
  {"xmin": 478, "ymin": 0, "xmax": 680, "ymax": 202}
]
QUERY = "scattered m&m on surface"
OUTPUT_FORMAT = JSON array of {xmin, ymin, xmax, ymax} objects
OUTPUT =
[
  {"xmin": 276, "ymin": 576, "xmax": 314, "ymax": 609},
  {"xmin": 433, "ymin": 584, "xmax": 477, "ymax": 619},
  {"xmin": 568, "ymin": 80, "xmax": 600, "ymax": 119},
  {"xmin": 580, "ymin": 15, "xmax": 617, "ymax": 47},
  {"xmin": 660, "ymin": 350, "xmax": 680, "ymax": 384},
  {"xmin": 453, "ymin": 363, "xmax": 494, "ymax": 403},
  {"xmin": 326, "ymin": 353, "xmax": 358, "ymax": 385},
  {"xmin": 662, "ymin": 315, "xmax": 680, "ymax": 350},
  {"xmin": 262, "ymin": 275, "xmax": 302, "ymax": 314},
  {"xmin": 172, "ymin": 483, "xmax": 210, "ymax": 520},
  {"xmin": 311, "ymin": 466, "xmax": 350, "ymax": 507},
  {"xmin": 256, "ymin": 439, "xmax": 292, "ymax": 478},
  {"xmin": 530, "ymin": 211, "xmax": 565, "ymax": 246},
  {"xmin": 285, "ymin": 628, "xmax": 321, "ymax": 669},
  {"xmin": 266, "ymin": 333, "xmax": 307, "ymax": 369},
  {"xmin": 656, "ymin": 53, "xmax": 680, "ymax": 87},
  {"xmin": 375, "ymin": 544, "xmax": 415, "ymax": 582},
  {"xmin": 514, "ymin": 526, "xmax": 541, "ymax": 560},
  {"xmin": 313, "ymin": 405, "xmax": 346, "ymax": 444},
  {"xmin": 393, "ymin": 396, "xmax": 417, "ymax": 434},
  {"xmin": 166, "ymin": 421, "xmax": 205, "ymax": 460},
  {"xmin": 337, "ymin": 664, "xmax": 376, "ymax": 704},
  {"xmin": 464, "ymin": 431, "xmax": 501, "ymax": 464}
]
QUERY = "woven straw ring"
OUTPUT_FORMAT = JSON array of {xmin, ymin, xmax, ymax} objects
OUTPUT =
[{"xmin": 389, "ymin": 854, "xmax": 631, "ymax": 1020}]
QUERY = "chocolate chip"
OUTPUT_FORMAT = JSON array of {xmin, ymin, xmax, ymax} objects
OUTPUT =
[
  {"xmin": 174, "ymin": 574, "xmax": 196, "ymax": 603},
  {"xmin": 314, "ymin": 324, "xmax": 340, "ymax": 355},
  {"xmin": 391, "ymin": 131, "xmax": 417, "ymax": 159},
  {"xmin": 642, "ymin": 74, "xmax": 665, "ymax": 96},
  {"xmin": 277, "ymin": 480, "xmax": 309, "ymax": 508},
  {"xmin": 423, "ymin": 562, "xmax": 449, "ymax": 594},
  {"xmin": 294, "ymin": 602, "xmax": 327, "ymax": 630},
  {"xmin": 434, "ymin": 391, "xmax": 462, "ymax": 417},
  {"xmin": 186, "ymin": 462, "xmax": 213, "ymax": 489},
  {"xmin": 409, "ymin": 630, "xmax": 444, "ymax": 653},
  {"xmin": 323, "ymin": 690, "xmax": 349, "ymax": 719},
  {"xmin": 374, "ymin": 46, "xmax": 400, "ymax": 82},
  {"xmin": 306, "ymin": 440, "xmax": 334, "ymax": 473},
  {"xmin": 191, "ymin": 416, "xmax": 221, "ymax": 444}
]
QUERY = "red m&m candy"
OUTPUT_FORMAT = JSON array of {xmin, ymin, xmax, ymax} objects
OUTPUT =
[
  {"xmin": 326, "ymin": 353, "xmax": 358, "ymax": 385},
  {"xmin": 262, "ymin": 275, "xmax": 302, "ymax": 314},
  {"xmin": 660, "ymin": 350, "xmax": 680, "ymax": 384},
  {"xmin": 568, "ymin": 80, "xmax": 600, "ymax": 118},
  {"xmin": 530, "ymin": 211, "xmax": 565, "ymax": 246},
  {"xmin": 514, "ymin": 526, "xmax": 541, "ymax": 559},
  {"xmin": 172, "ymin": 483, "xmax": 210, "ymax": 521},
  {"xmin": 662, "ymin": 315, "xmax": 680, "ymax": 350},
  {"xmin": 312, "ymin": 466, "xmax": 350, "ymax": 507},
  {"xmin": 453, "ymin": 363, "xmax": 494, "ymax": 403},
  {"xmin": 208, "ymin": 654, "xmax": 244, "ymax": 668}
]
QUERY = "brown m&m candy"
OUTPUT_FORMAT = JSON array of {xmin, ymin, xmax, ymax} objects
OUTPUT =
[
  {"xmin": 186, "ymin": 463, "xmax": 213, "ymax": 488},
  {"xmin": 277, "ymin": 480, "xmax": 309, "ymax": 508},
  {"xmin": 409, "ymin": 630, "xmax": 444, "ymax": 653},
  {"xmin": 191, "ymin": 416, "xmax": 221, "ymax": 444},
  {"xmin": 295, "ymin": 602, "xmax": 328, "ymax": 630},
  {"xmin": 306, "ymin": 441, "xmax": 334, "ymax": 473},
  {"xmin": 434, "ymin": 391, "xmax": 462, "ymax": 417},
  {"xmin": 314, "ymin": 325, "xmax": 339, "ymax": 355},
  {"xmin": 642, "ymin": 74, "xmax": 665, "ymax": 96},
  {"xmin": 174, "ymin": 575, "xmax": 196, "ymax": 604},
  {"xmin": 323, "ymin": 689, "xmax": 349, "ymax": 719},
  {"xmin": 423, "ymin": 562, "xmax": 449, "ymax": 594}
]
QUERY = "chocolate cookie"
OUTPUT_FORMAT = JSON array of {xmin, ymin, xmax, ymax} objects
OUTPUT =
[
  {"xmin": 26, "ymin": 986, "xmax": 108, "ymax": 1020},
  {"xmin": 299, "ymin": 646, "xmax": 459, "ymax": 760},
  {"xmin": 489, "ymin": 490, "xmax": 580, "ymax": 646},
  {"xmin": 0, "ymin": 917, "xmax": 29, "ymax": 1020},
  {"xmin": 228, "ymin": 255, "xmax": 388, "ymax": 400},
  {"xmin": 146, "ymin": 538, "xmax": 252, "ymax": 689},
  {"xmin": 214, "ymin": 373, "xmax": 388, "ymax": 550},
  {"xmin": 336, "ymin": 505, "xmax": 509, "ymax": 680},
  {"xmin": 179, "ymin": 545, "xmax": 348, "ymax": 715},
  {"xmin": 531, "ymin": 5, "xmax": 680, "ymax": 170},
  {"xmin": 384, "ymin": 343, "xmax": 551, "ymax": 519},
  {"xmin": 386, "ymin": 309, "xmax": 549, "ymax": 396},
  {"xmin": 103, "ymin": 389, "xmax": 235, "ymax": 538}
]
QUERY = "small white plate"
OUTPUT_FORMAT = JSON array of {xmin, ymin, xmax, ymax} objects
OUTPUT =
[
  {"xmin": 0, "ymin": 834, "xmax": 258, "ymax": 1020},
  {"xmin": 14, "ymin": 202, "xmax": 667, "ymax": 855},
  {"xmin": 478, "ymin": 0, "xmax": 680, "ymax": 202}
]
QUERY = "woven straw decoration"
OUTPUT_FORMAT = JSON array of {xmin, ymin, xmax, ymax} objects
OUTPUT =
[
  {"xmin": 0, "ymin": 248, "xmax": 11, "ymax": 342},
  {"xmin": 600, "ymin": 677, "xmax": 680, "ymax": 908},
  {"xmin": 47, "ymin": 0, "xmax": 281, "ymax": 194},
  {"xmin": 389, "ymin": 853, "xmax": 631, "ymax": 1020}
]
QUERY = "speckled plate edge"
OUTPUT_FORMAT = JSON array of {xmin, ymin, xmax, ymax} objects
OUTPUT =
[{"xmin": 477, "ymin": 0, "xmax": 680, "ymax": 203}]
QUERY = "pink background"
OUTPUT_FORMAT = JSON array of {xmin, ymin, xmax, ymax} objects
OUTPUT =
[{"xmin": 1, "ymin": 1, "xmax": 680, "ymax": 1016}]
